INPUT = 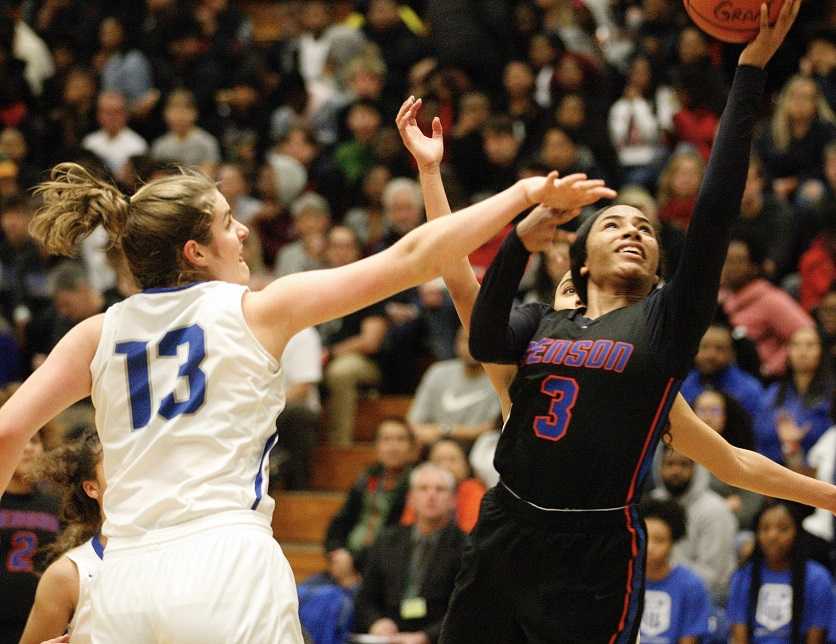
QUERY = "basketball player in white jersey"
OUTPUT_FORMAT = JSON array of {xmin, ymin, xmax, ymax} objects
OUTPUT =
[
  {"xmin": 0, "ymin": 161, "xmax": 614, "ymax": 643},
  {"xmin": 19, "ymin": 427, "xmax": 104, "ymax": 644}
]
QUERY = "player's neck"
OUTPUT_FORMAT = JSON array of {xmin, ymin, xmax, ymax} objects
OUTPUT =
[
  {"xmin": 584, "ymin": 284, "xmax": 643, "ymax": 319},
  {"xmin": 645, "ymin": 559, "xmax": 671, "ymax": 582}
]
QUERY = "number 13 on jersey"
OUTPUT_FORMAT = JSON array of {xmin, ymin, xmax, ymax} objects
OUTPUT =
[
  {"xmin": 533, "ymin": 375, "xmax": 579, "ymax": 441},
  {"xmin": 115, "ymin": 324, "xmax": 207, "ymax": 430}
]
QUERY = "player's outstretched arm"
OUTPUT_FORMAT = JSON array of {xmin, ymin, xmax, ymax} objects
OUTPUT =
[
  {"xmin": 246, "ymin": 168, "xmax": 612, "ymax": 358},
  {"xmin": 667, "ymin": 394, "xmax": 836, "ymax": 513},
  {"xmin": 396, "ymin": 96, "xmax": 515, "ymax": 416},
  {"xmin": 18, "ymin": 557, "xmax": 78, "ymax": 644},
  {"xmin": 661, "ymin": 0, "xmax": 800, "ymax": 359},
  {"xmin": 0, "ymin": 316, "xmax": 101, "ymax": 495}
]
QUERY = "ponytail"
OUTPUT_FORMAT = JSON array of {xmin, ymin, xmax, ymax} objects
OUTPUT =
[{"xmin": 31, "ymin": 162, "xmax": 129, "ymax": 256}]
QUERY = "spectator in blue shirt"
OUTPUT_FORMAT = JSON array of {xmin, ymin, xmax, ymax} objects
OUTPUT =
[
  {"xmin": 681, "ymin": 323, "xmax": 765, "ymax": 421},
  {"xmin": 728, "ymin": 500, "xmax": 834, "ymax": 643},
  {"xmin": 754, "ymin": 327, "xmax": 832, "ymax": 466},
  {"xmin": 640, "ymin": 498, "xmax": 712, "ymax": 644}
]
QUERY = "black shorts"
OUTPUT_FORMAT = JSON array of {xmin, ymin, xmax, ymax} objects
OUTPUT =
[{"xmin": 439, "ymin": 485, "xmax": 645, "ymax": 644}]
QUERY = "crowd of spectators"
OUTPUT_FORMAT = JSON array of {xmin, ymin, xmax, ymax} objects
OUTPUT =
[{"xmin": 2, "ymin": 0, "xmax": 836, "ymax": 642}]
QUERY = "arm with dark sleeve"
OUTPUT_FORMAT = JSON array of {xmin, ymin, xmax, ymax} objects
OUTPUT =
[
  {"xmin": 469, "ymin": 228, "xmax": 548, "ymax": 364},
  {"xmin": 649, "ymin": 65, "xmax": 767, "ymax": 370},
  {"xmin": 324, "ymin": 478, "xmax": 365, "ymax": 553}
]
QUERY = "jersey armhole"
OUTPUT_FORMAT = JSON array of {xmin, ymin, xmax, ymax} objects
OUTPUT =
[
  {"xmin": 235, "ymin": 287, "xmax": 281, "ymax": 373},
  {"xmin": 89, "ymin": 308, "xmax": 116, "ymax": 391}
]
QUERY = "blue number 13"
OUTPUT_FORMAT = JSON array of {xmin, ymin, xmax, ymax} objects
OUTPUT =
[{"xmin": 115, "ymin": 324, "xmax": 207, "ymax": 430}]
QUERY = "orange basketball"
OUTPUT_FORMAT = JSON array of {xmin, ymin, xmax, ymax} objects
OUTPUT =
[{"xmin": 683, "ymin": 0, "xmax": 785, "ymax": 43}]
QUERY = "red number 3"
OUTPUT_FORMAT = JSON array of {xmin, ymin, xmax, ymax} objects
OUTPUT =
[{"xmin": 533, "ymin": 376, "xmax": 579, "ymax": 441}]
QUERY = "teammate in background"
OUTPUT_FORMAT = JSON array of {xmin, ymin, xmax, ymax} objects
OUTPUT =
[
  {"xmin": 19, "ymin": 427, "xmax": 105, "ymax": 644},
  {"xmin": 396, "ymin": 6, "xmax": 836, "ymax": 642},
  {"xmin": 639, "ymin": 498, "xmax": 711, "ymax": 644},
  {"xmin": 0, "ymin": 151, "xmax": 611, "ymax": 642},
  {"xmin": 728, "ymin": 500, "xmax": 833, "ymax": 644},
  {"xmin": 0, "ymin": 423, "xmax": 59, "ymax": 644}
]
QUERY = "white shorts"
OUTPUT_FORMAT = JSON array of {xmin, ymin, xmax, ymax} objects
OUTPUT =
[{"xmin": 91, "ymin": 511, "xmax": 304, "ymax": 644}]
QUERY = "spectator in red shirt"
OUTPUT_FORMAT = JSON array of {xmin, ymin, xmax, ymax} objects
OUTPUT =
[{"xmin": 721, "ymin": 233, "xmax": 815, "ymax": 378}]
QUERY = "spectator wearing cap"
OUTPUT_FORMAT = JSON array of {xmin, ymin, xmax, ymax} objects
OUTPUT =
[
  {"xmin": 274, "ymin": 192, "xmax": 331, "ymax": 278},
  {"xmin": 82, "ymin": 91, "xmax": 148, "ymax": 180},
  {"xmin": 720, "ymin": 233, "xmax": 815, "ymax": 378},
  {"xmin": 150, "ymin": 89, "xmax": 221, "ymax": 173}
]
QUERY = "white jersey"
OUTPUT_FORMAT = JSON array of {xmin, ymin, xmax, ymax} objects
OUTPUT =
[
  {"xmin": 90, "ymin": 281, "xmax": 285, "ymax": 539},
  {"xmin": 65, "ymin": 536, "xmax": 104, "ymax": 644}
]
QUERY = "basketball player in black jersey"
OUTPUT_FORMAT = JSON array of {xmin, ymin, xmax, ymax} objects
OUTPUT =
[{"xmin": 430, "ymin": 4, "xmax": 800, "ymax": 643}]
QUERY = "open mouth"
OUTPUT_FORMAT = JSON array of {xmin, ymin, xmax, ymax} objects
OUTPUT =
[{"xmin": 616, "ymin": 244, "xmax": 645, "ymax": 259}]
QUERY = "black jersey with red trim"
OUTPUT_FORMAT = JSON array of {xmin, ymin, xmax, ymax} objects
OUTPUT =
[
  {"xmin": 470, "ymin": 65, "xmax": 767, "ymax": 511},
  {"xmin": 496, "ymin": 299, "xmax": 680, "ymax": 509}
]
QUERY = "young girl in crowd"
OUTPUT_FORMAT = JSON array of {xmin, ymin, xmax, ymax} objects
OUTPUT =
[
  {"xmin": 728, "ymin": 500, "xmax": 834, "ymax": 644},
  {"xmin": 755, "ymin": 327, "xmax": 832, "ymax": 466},
  {"xmin": 693, "ymin": 388, "xmax": 762, "ymax": 529},
  {"xmin": 639, "ymin": 498, "xmax": 712, "ymax": 644},
  {"xmin": 19, "ymin": 426, "xmax": 104, "ymax": 644}
]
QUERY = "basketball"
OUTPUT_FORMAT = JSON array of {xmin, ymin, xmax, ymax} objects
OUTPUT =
[{"xmin": 683, "ymin": 0, "xmax": 785, "ymax": 43}]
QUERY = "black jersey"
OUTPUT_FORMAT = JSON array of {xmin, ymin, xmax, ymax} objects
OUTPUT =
[
  {"xmin": 0, "ymin": 489, "xmax": 60, "ymax": 642},
  {"xmin": 470, "ymin": 65, "xmax": 767, "ymax": 512}
]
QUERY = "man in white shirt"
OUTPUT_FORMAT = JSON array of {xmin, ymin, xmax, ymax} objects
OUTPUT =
[{"xmin": 82, "ymin": 91, "xmax": 147, "ymax": 179}]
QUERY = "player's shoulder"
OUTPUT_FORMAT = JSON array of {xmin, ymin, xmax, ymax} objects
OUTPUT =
[{"xmin": 42, "ymin": 554, "xmax": 80, "ymax": 590}]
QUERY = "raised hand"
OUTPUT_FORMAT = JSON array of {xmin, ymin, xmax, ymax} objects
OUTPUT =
[
  {"xmin": 522, "ymin": 172, "xmax": 617, "ymax": 212},
  {"xmin": 396, "ymin": 96, "xmax": 444, "ymax": 172},
  {"xmin": 516, "ymin": 205, "xmax": 579, "ymax": 253},
  {"xmin": 739, "ymin": 0, "xmax": 801, "ymax": 69}
]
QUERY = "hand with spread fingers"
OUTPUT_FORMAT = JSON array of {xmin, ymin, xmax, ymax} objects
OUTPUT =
[
  {"xmin": 522, "ymin": 171, "xmax": 617, "ymax": 212},
  {"xmin": 396, "ymin": 96, "xmax": 443, "ymax": 173},
  {"xmin": 739, "ymin": 0, "xmax": 801, "ymax": 69}
]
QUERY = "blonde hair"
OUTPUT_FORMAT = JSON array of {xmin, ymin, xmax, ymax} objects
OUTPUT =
[
  {"xmin": 31, "ymin": 162, "xmax": 218, "ymax": 289},
  {"xmin": 656, "ymin": 150, "xmax": 705, "ymax": 207},
  {"xmin": 771, "ymin": 76, "xmax": 835, "ymax": 152}
]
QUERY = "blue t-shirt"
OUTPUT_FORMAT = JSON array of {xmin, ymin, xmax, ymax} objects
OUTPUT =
[
  {"xmin": 728, "ymin": 560, "xmax": 834, "ymax": 643},
  {"xmin": 641, "ymin": 565, "xmax": 712, "ymax": 644}
]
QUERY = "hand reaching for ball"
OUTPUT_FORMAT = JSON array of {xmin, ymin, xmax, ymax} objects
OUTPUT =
[{"xmin": 739, "ymin": 0, "xmax": 801, "ymax": 69}]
